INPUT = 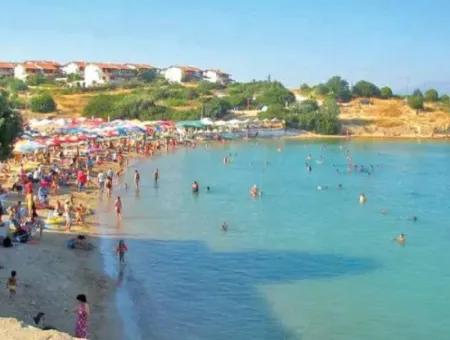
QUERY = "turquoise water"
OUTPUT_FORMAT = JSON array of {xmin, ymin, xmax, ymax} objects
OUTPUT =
[{"xmin": 100, "ymin": 140, "xmax": 450, "ymax": 340}]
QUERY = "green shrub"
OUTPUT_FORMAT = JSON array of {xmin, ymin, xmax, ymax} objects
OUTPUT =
[
  {"xmin": 83, "ymin": 94, "xmax": 124, "ymax": 118},
  {"xmin": 424, "ymin": 89, "xmax": 439, "ymax": 102},
  {"xmin": 352, "ymin": 80, "xmax": 380, "ymax": 98},
  {"xmin": 27, "ymin": 74, "xmax": 49, "ymax": 86},
  {"xmin": 164, "ymin": 97, "xmax": 188, "ymax": 107},
  {"xmin": 203, "ymin": 97, "xmax": 232, "ymax": 119},
  {"xmin": 380, "ymin": 86, "xmax": 393, "ymax": 99},
  {"xmin": 196, "ymin": 81, "xmax": 223, "ymax": 95},
  {"xmin": 7, "ymin": 79, "xmax": 28, "ymax": 92},
  {"xmin": 30, "ymin": 93, "xmax": 56, "ymax": 113},
  {"xmin": 407, "ymin": 90, "xmax": 424, "ymax": 112}
]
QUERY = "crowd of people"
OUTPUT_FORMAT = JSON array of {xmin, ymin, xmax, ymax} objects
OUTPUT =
[{"xmin": 0, "ymin": 134, "xmax": 185, "ymax": 338}]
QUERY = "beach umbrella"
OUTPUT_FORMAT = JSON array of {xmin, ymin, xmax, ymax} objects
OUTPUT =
[{"xmin": 14, "ymin": 140, "xmax": 45, "ymax": 154}]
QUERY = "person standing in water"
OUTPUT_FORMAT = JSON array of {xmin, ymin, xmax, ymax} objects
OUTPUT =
[
  {"xmin": 192, "ymin": 181, "xmax": 199, "ymax": 193},
  {"xmin": 154, "ymin": 168, "xmax": 159, "ymax": 184},
  {"xmin": 394, "ymin": 233, "xmax": 406, "ymax": 246},
  {"xmin": 114, "ymin": 196, "xmax": 122, "ymax": 221},
  {"xmin": 359, "ymin": 193, "xmax": 367, "ymax": 204},
  {"xmin": 134, "ymin": 169, "xmax": 140, "ymax": 190},
  {"xmin": 221, "ymin": 222, "xmax": 228, "ymax": 232},
  {"xmin": 116, "ymin": 240, "xmax": 128, "ymax": 263}
]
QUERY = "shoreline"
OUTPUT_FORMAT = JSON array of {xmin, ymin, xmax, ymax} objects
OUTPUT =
[
  {"xmin": 1, "ymin": 130, "xmax": 448, "ymax": 338},
  {"xmin": 285, "ymin": 131, "xmax": 450, "ymax": 141},
  {"xmin": 0, "ymin": 156, "xmax": 127, "ymax": 339}
]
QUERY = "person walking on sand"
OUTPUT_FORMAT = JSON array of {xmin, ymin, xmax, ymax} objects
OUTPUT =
[
  {"xmin": 97, "ymin": 170, "xmax": 105, "ymax": 194},
  {"xmin": 7, "ymin": 270, "xmax": 17, "ymax": 299},
  {"xmin": 64, "ymin": 200, "xmax": 72, "ymax": 231},
  {"xmin": 74, "ymin": 294, "xmax": 90, "ymax": 339},
  {"xmin": 116, "ymin": 240, "xmax": 128, "ymax": 263},
  {"xmin": 114, "ymin": 196, "xmax": 122, "ymax": 220}
]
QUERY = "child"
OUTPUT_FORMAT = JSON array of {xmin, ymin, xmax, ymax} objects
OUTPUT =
[
  {"xmin": 116, "ymin": 240, "xmax": 128, "ymax": 263},
  {"xmin": 7, "ymin": 270, "xmax": 17, "ymax": 298}
]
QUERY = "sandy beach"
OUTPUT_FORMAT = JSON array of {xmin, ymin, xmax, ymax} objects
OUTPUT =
[{"xmin": 0, "ymin": 153, "xmax": 126, "ymax": 339}]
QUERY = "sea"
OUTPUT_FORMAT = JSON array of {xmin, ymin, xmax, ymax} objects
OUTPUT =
[{"xmin": 97, "ymin": 139, "xmax": 450, "ymax": 340}]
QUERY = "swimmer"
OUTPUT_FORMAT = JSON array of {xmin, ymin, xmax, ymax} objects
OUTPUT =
[
  {"xmin": 221, "ymin": 222, "xmax": 228, "ymax": 232},
  {"xmin": 394, "ymin": 233, "xmax": 406, "ymax": 245},
  {"xmin": 359, "ymin": 193, "xmax": 367, "ymax": 204},
  {"xmin": 223, "ymin": 156, "xmax": 228, "ymax": 165},
  {"xmin": 408, "ymin": 216, "xmax": 418, "ymax": 222},
  {"xmin": 192, "ymin": 181, "xmax": 199, "ymax": 193},
  {"xmin": 250, "ymin": 184, "xmax": 259, "ymax": 197},
  {"xmin": 154, "ymin": 168, "xmax": 160, "ymax": 184},
  {"xmin": 206, "ymin": 186, "xmax": 211, "ymax": 192},
  {"xmin": 338, "ymin": 184, "xmax": 343, "ymax": 190},
  {"xmin": 317, "ymin": 185, "xmax": 328, "ymax": 191}
]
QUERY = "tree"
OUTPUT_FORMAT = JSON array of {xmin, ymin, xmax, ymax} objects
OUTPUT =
[
  {"xmin": 83, "ymin": 94, "xmax": 124, "ymax": 119},
  {"xmin": 203, "ymin": 98, "xmax": 232, "ymax": 119},
  {"xmin": 0, "ymin": 93, "xmax": 22, "ymax": 160},
  {"xmin": 440, "ymin": 94, "xmax": 450, "ymax": 103},
  {"xmin": 7, "ymin": 79, "xmax": 28, "ymax": 92},
  {"xmin": 30, "ymin": 93, "xmax": 56, "ymax": 113},
  {"xmin": 424, "ymin": 89, "xmax": 439, "ymax": 102},
  {"xmin": 300, "ymin": 83, "xmax": 311, "ymax": 93},
  {"xmin": 380, "ymin": 86, "xmax": 393, "ymax": 99},
  {"xmin": 314, "ymin": 97, "xmax": 341, "ymax": 134},
  {"xmin": 325, "ymin": 76, "xmax": 351, "ymax": 102},
  {"xmin": 254, "ymin": 81, "xmax": 295, "ymax": 107},
  {"xmin": 27, "ymin": 74, "xmax": 47, "ymax": 86},
  {"xmin": 407, "ymin": 95, "xmax": 424, "ymax": 112},
  {"xmin": 314, "ymin": 83, "xmax": 329, "ymax": 96},
  {"xmin": 412, "ymin": 89, "xmax": 423, "ymax": 97},
  {"xmin": 293, "ymin": 99, "xmax": 319, "ymax": 114},
  {"xmin": 352, "ymin": 80, "xmax": 380, "ymax": 98}
]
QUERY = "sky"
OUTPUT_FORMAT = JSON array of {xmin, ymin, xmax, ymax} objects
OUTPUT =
[{"xmin": 2, "ymin": 0, "xmax": 450, "ymax": 92}]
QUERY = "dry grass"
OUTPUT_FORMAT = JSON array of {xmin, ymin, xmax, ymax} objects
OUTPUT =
[{"xmin": 339, "ymin": 98, "xmax": 450, "ymax": 137}]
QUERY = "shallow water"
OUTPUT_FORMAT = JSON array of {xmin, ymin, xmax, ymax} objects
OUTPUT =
[{"xmin": 100, "ymin": 139, "xmax": 450, "ymax": 340}]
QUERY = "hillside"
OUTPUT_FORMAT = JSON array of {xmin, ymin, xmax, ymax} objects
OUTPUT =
[
  {"xmin": 339, "ymin": 98, "xmax": 450, "ymax": 137},
  {"xmin": 2, "ymin": 78, "xmax": 449, "ymax": 138}
]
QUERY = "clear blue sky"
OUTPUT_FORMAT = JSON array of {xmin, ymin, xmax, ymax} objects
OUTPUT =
[{"xmin": 2, "ymin": 0, "xmax": 450, "ymax": 92}]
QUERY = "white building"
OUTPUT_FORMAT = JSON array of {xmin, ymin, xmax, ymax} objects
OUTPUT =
[
  {"xmin": 164, "ymin": 66, "xmax": 202, "ymax": 83},
  {"xmin": 14, "ymin": 61, "xmax": 61, "ymax": 81},
  {"xmin": 125, "ymin": 63, "xmax": 154, "ymax": 72},
  {"xmin": 203, "ymin": 69, "xmax": 231, "ymax": 84},
  {"xmin": 84, "ymin": 63, "xmax": 137, "ymax": 87},
  {"xmin": 61, "ymin": 61, "xmax": 86, "ymax": 76},
  {"xmin": 0, "ymin": 62, "xmax": 16, "ymax": 77}
]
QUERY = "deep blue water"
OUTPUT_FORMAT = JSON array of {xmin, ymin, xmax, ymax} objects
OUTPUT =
[{"xmin": 99, "ymin": 139, "xmax": 450, "ymax": 340}]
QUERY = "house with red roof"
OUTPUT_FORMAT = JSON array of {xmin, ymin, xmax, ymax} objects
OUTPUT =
[
  {"xmin": 164, "ymin": 65, "xmax": 203, "ymax": 83},
  {"xmin": 203, "ymin": 69, "xmax": 232, "ymax": 85},
  {"xmin": 125, "ymin": 63, "xmax": 155, "ymax": 72},
  {"xmin": 61, "ymin": 61, "xmax": 87, "ymax": 76},
  {"xmin": 0, "ymin": 62, "xmax": 16, "ymax": 77},
  {"xmin": 84, "ymin": 63, "xmax": 138, "ymax": 87},
  {"xmin": 14, "ymin": 60, "xmax": 61, "ymax": 80}
]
